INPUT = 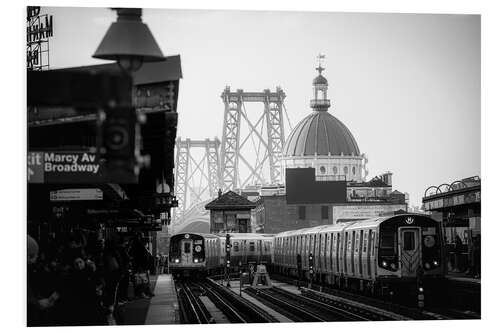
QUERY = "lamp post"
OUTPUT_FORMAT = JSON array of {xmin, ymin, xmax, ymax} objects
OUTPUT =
[{"xmin": 93, "ymin": 8, "xmax": 165, "ymax": 73}]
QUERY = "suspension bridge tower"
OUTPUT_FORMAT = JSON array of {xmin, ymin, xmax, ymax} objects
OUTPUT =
[{"xmin": 220, "ymin": 87, "xmax": 287, "ymax": 191}]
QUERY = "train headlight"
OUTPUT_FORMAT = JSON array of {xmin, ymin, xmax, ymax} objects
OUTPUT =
[
  {"xmin": 194, "ymin": 259, "xmax": 199, "ymax": 263},
  {"xmin": 424, "ymin": 262, "xmax": 431, "ymax": 269},
  {"xmin": 174, "ymin": 259, "xmax": 179, "ymax": 263},
  {"xmin": 418, "ymin": 287, "xmax": 424, "ymax": 293},
  {"xmin": 390, "ymin": 263, "xmax": 396, "ymax": 270},
  {"xmin": 382, "ymin": 261, "xmax": 388, "ymax": 267},
  {"xmin": 433, "ymin": 260, "xmax": 439, "ymax": 266}
]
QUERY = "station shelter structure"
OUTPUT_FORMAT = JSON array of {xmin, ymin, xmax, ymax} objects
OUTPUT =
[{"xmin": 422, "ymin": 176, "xmax": 481, "ymax": 274}]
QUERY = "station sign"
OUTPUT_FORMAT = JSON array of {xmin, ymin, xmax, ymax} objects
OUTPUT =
[
  {"xmin": 50, "ymin": 188, "xmax": 103, "ymax": 201},
  {"xmin": 28, "ymin": 151, "xmax": 104, "ymax": 184}
]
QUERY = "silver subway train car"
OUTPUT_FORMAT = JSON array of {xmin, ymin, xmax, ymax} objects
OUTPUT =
[{"xmin": 273, "ymin": 214, "xmax": 445, "ymax": 294}]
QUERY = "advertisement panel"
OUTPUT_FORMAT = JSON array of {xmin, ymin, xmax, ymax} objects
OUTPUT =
[{"xmin": 286, "ymin": 168, "xmax": 346, "ymax": 204}]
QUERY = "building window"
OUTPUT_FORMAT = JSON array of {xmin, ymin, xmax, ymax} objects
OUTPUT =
[
  {"xmin": 298, "ymin": 206, "xmax": 306, "ymax": 220},
  {"xmin": 344, "ymin": 166, "xmax": 348, "ymax": 175},
  {"xmin": 352, "ymin": 166, "xmax": 356, "ymax": 175},
  {"xmin": 320, "ymin": 166, "xmax": 326, "ymax": 174},
  {"xmin": 333, "ymin": 166, "xmax": 337, "ymax": 174},
  {"xmin": 321, "ymin": 206, "xmax": 329, "ymax": 219}
]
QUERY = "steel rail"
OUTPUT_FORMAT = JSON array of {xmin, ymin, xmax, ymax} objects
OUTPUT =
[{"xmin": 245, "ymin": 288, "xmax": 327, "ymax": 322}]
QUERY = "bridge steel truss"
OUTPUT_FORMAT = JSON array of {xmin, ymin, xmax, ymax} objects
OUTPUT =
[
  {"xmin": 220, "ymin": 87, "xmax": 286, "ymax": 191},
  {"xmin": 173, "ymin": 138, "xmax": 221, "ymax": 224}
]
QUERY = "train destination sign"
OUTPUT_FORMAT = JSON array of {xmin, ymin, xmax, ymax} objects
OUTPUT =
[{"xmin": 28, "ymin": 151, "xmax": 105, "ymax": 184}]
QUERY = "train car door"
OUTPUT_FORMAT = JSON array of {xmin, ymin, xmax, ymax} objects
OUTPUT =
[
  {"xmin": 181, "ymin": 238, "xmax": 193, "ymax": 264},
  {"xmin": 398, "ymin": 227, "xmax": 422, "ymax": 277}
]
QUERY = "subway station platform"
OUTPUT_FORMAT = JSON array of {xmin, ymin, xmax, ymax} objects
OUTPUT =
[{"xmin": 116, "ymin": 274, "xmax": 179, "ymax": 325}]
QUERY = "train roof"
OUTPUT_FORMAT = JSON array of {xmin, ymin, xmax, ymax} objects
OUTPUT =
[
  {"xmin": 274, "ymin": 214, "xmax": 435, "ymax": 237},
  {"xmin": 170, "ymin": 232, "xmax": 220, "ymax": 239},
  {"xmin": 216, "ymin": 233, "xmax": 275, "ymax": 240}
]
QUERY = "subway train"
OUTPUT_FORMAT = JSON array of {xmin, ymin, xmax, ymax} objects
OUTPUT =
[
  {"xmin": 273, "ymin": 214, "xmax": 445, "ymax": 294},
  {"xmin": 169, "ymin": 232, "xmax": 274, "ymax": 277}
]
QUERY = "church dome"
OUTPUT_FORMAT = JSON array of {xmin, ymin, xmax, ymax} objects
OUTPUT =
[
  {"xmin": 313, "ymin": 74, "xmax": 328, "ymax": 85},
  {"xmin": 284, "ymin": 111, "xmax": 360, "ymax": 157}
]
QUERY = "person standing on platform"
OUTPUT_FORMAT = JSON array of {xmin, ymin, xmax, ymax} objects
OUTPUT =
[
  {"xmin": 116, "ymin": 237, "xmax": 131, "ymax": 303},
  {"xmin": 129, "ymin": 234, "xmax": 155, "ymax": 298},
  {"xmin": 27, "ymin": 235, "xmax": 59, "ymax": 326}
]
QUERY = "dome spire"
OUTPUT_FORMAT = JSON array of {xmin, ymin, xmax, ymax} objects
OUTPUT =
[
  {"xmin": 311, "ymin": 54, "xmax": 331, "ymax": 111},
  {"xmin": 316, "ymin": 53, "xmax": 325, "ymax": 75}
]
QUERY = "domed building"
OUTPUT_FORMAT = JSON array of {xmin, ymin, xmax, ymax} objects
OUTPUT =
[{"xmin": 282, "ymin": 63, "xmax": 367, "ymax": 182}]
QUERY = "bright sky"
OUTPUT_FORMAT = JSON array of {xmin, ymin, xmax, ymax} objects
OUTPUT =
[{"xmin": 44, "ymin": 6, "xmax": 480, "ymax": 207}]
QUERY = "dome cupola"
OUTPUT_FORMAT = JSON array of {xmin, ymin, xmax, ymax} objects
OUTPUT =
[
  {"xmin": 282, "ymin": 55, "xmax": 367, "ymax": 182},
  {"xmin": 310, "ymin": 54, "xmax": 331, "ymax": 111}
]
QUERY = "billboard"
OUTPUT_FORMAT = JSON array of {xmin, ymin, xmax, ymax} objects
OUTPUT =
[{"xmin": 286, "ymin": 168, "xmax": 346, "ymax": 204}]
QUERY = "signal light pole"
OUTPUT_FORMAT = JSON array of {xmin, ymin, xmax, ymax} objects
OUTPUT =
[
  {"xmin": 308, "ymin": 253, "xmax": 314, "ymax": 289},
  {"xmin": 225, "ymin": 233, "xmax": 231, "ymax": 287}
]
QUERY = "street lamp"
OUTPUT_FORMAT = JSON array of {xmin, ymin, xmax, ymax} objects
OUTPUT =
[{"xmin": 93, "ymin": 8, "xmax": 165, "ymax": 72}]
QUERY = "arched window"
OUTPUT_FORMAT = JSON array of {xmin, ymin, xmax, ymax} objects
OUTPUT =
[
  {"xmin": 344, "ymin": 166, "xmax": 348, "ymax": 175},
  {"xmin": 333, "ymin": 166, "xmax": 337, "ymax": 174},
  {"xmin": 352, "ymin": 166, "xmax": 356, "ymax": 175},
  {"xmin": 320, "ymin": 166, "xmax": 326, "ymax": 174}
]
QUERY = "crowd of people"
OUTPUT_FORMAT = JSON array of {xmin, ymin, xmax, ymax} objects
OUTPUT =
[{"xmin": 27, "ymin": 230, "xmax": 156, "ymax": 326}]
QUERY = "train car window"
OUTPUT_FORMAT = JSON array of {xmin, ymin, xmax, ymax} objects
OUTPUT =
[
  {"xmin": 371, "ymin": 232, "xmax": 376, "ymax": 254},
  {"xmin": 355, "ymin": 232, "xmax": 360, "ymax": 253},
  {"xmin": 363, "ymin": 232, "xmax": 368, "ymax": 252},
  {"xmin": 403, "ymin": 232, "xmax": 416, "ymax": 251},
  {"xmin": 233, "ymin": 242, "xmax": 239, "ymax": 252},
  {"xmin": 249, "ymin": 242, "xmax": 255, "ymax": 252},
  {"xmin": 184, "ymin": 242, "xmax": 191, "ymax": 253},
  {"xmin": 344, "ymin": 232, "xmax": 349, "ymax": 271},
  {"xmin": 360, "ymin": 230, "xmax": 364, "ymax": 253},
  {"xmin": 380, "ymin": 233, "xmax": 395, "ymax": 248}
]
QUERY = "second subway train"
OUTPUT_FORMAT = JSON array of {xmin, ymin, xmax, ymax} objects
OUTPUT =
[
  {"xmin": 169, "ymin": 233, "xmax": 274, "ymax": 277},
  {"xmin": 169, "ymin": 214, "xmax": 445, "ymax": 292}
]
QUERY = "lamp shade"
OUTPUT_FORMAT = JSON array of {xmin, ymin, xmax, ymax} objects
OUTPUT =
[{"xmin": 93, "ymin": 8, "xmax": 165, "ymax": 63}]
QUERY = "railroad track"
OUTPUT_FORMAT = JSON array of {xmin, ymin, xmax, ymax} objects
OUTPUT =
[
  {"xmin": 270, "ymin": 274, "xmax": 476, "ymax": 320},
  {"xmin": 245, "ymin": 286, "xmax": 379, "ymax": 322},
  {"xmin": 176, "ymin": 278, "xmax": 278, "ymax": 324},
  {"xmin": 176, "ymin": 281, "xmax": 213, "ymax": 324}
]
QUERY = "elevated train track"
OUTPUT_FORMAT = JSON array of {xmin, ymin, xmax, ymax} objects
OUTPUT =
[{"xmin": 176, "ymin": 278, "xmax": 278, "ymax": 324}]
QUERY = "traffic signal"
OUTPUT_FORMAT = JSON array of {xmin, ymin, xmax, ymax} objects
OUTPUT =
[
  {"xmin": 100, "ymin": 106, "xmax": 138, "ymax": 182},
  {"xmin": 308, "ymin": 253, "xmax": 314, "ymax": 274},
  {"xmin": 102, "ymin": 106, "xmax": 136, "ymax": 160},
  {"xmin": 225, "ymin": 234, "xmax": 231, "ymax": 252}
]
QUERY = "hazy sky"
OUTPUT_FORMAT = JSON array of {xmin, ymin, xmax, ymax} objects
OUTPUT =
[{"xmin": 44, "ymin": 7, "xmax": 480, "ymax": 206}]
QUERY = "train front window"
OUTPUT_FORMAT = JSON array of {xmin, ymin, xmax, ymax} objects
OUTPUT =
[
  {"xmin": 380, "ymin": 233, "xmax": 395, "ymax": 248},
  {"xmin": 183, "ymin": 242, "xmax": 191, "ymax": 253},
  {"xmin": 403, "ymin": 232, "xmax": 416, "ymax": 251}
]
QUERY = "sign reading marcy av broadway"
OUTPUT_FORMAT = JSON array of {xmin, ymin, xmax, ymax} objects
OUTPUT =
[{"xmin": 28, "ymin": 151, "xmax": 104, "ymax": 183}]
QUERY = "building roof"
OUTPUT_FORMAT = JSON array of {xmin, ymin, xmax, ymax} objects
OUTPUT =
[
  {"xmin": 349, "ymin": 176, "xmax": 389, "ymax": 188},
  {"xmin": 54, "ymin": 55, "xmax": 182, "ymax": 85},
  {"xmin": 284, "ymin": 111, "xmax": 360, "ymax": 157},
  {"xmin": 205, "ymin": 190, "xmax": 257, "ymax": 210}
]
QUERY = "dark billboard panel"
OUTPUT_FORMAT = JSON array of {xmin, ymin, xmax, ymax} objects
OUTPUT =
[{"xmin": 286, "ymin": 168, "xmax": 346, "ymax": 204}]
